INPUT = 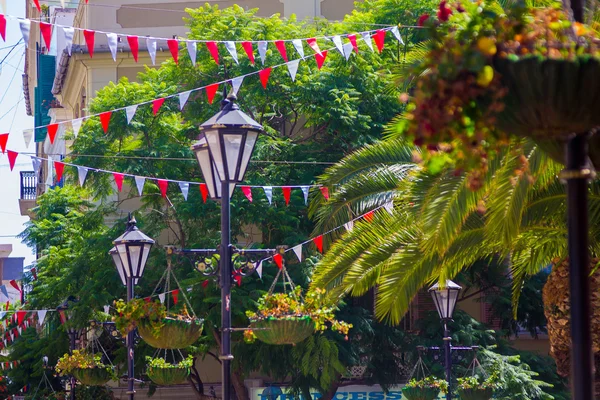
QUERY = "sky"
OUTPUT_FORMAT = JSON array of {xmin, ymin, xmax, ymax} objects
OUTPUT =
[{"xmin": 0, "ymin": 0, "xmax": 36, "ymax": 266}]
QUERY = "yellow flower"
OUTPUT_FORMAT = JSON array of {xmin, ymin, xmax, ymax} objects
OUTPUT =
[
  {"xmin": 477, "ymin": 37, "xmax": 497, "ymax": 56},
  {"xmin": 476, "ymin": 66, "xmax": 494, "ymax": 87},
  {"xmin": 574, "ymin": 22, "xmax": 588, "ymax": 36}
]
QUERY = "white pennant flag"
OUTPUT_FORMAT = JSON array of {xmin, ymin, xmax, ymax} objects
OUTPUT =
[
  {"xmin": 384, "ymin": 201, "xmax": 394, "ymax": 215},
  {"xmin": 125, "ymin": 105, "xmax": 138, "ymax": 124},
  {"xmin": 23, "ymin": 129, "xmax": 33, "ymax": 148},
  {"xmin": 179, "ymin": 91, "xmax": 191, "ymax": 110},
  {"xmin": 332, "ymin": 35, "xmax": 344, "ymax": 55},
  {"xmin": 263, "ymin": 186, "xmax": 273, "ymax": 205},
  {"xmin": 258, "ymin": 41, "xmax": 268, "ymax": 65},
  {"xmin": 391, "ymin": 26, "xmax": 404, "ymax": 44},
  {"xmin": 256, "ymin": 260, "xmax": 263, "ymax": 279},
  {"xmin": 107, "ymin": 33, "xmax": 118, "ymax": 61},
  {"xmin": 46, "ymin": 156, "xmax": 54, "ymax": 186},
  {"xmin": 135, "ymin": 176, "xmax": 146, "ymax": 195},
  {"xmin": 17, "ymin": 326, "xmax": 21, "ymax": 335},
  {"xmin": 9, "ymin": 332, "xmax": 13, "ymax": 342},
  {"xmin": 158, "ymin": 293, "xmax": 166, "ymax": 304},
  {"xmin": 71, "ymin": 118, "xmax": 83, "ymax": 138},
  {"xmin": 344, "ymin": 220, "xmax": 354, "ymax": 232},
  {"xmin": 187, "ymin": 41, "xmax": 197, "ymax": 66},
  {"xmin": 179, "ymin": 182, "xmax": 189, "ymax": 200},
  {"xmin": 361, "ymin": 32, "xmax": 374, "ymax": 52},
  {"xmin": 0, "ymin": 312, "xmax": 5, "ymax": 319},
  {"xmin": 301, "ymin": 186, "xmax": 310, "ymax": 205},
  {"xmin": 224, "ymin": 41, "xmax": 238, "ymax": 64},
  {"xmin": 19, "ymin": 20, "xmax": 31, "ymax": 47},
  {"xmin": 286, "ymin": 60, "xmax": 300, "ymax": 82},
  {"xmin": 147, "ymin": 37, "xmax": 157, "ymax": 65},
  {"xmin": 292, "ymin": 39, "xmax": 304, "ymax": 58},
  {"xmin": 343, "ymin": 42, "xmax": 353, "ymax": 61},
  {"xmin": 0, "ymin": 0, "xmax": 6, "ymax": 13},
  {"xmin": 60, "ymin": 0, "xmax": 65, "ymax": 6},
  {"xmin": 77, "ymin": 166, "xmax": 88, "ymax": 187},
  {"xmin": 231, "ymin": 76, "xmax": 244, "ymax": 96},
  {"xmin": 62, "ymin": 27, "xmax": 74, "ymax": 56},
  {"xmin": 103, "ymin": 305, "xmax": 110, "ymax": 314},
  {"xmin": 292, "ymin": 245, "xmax": 303, "ymax": 262},
  {"xmin": 37, "ymin": 310, "xmax": 47, "ymax": 326},
  {"xmin": 31, "ymin": 157, "xmax": 41, "ymax": 175}
]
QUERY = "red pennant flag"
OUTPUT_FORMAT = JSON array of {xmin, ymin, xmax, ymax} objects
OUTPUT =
[
  {"xmin": 40, "ymin": 22, "xmax": 52, "ymax": 49},
  {"xmin": 273, "ymin": 253, "xmax": 283, "ymax": 269},
  {"xmin": 33, "ymin": 0, "xmax": 41, "ymax": 12},
  {"xmin": 241, "ymin": 186, "xmax": 252, "ymax": 202},
  {"xmin": 172, "ymin": 289, "xmax": 179, "ymax": 305},
  {"xmin": 364, "ymin": 210, "xmax": 374, "ymax": 222},
  {"xmin": 314, "ymin": 235, "xmax": 324, "ymax": 253},
  {"xmin": 59, "ymin": 310, "xmax": 66, "ymax": 324},
  {"xmin": 4, "ymin": 302, "xmax": 8, "ymax": 311},
  {"xmin": 54, "ymin": 161, "xmax": 65, "ymax": 183},
  {"xmin": 206, "ymin": 41, "xmax": 219, "ymax": 65},
  {"xmin": 0, "ymin": 14, "xmax": 7, "ymax": 42},
  {"xmin": 113, "ymin": 173, "xmax": 124, "ymax": 192},
  {"xmin": 31, "ymin": 268, "xmax": 37, "ymax": 280},
  {"xmin": 320, "ymin": 187, "xmax": 329, "ymax": 200},
  {"xmin": 315, "ymin": 50, "xmax": 328, "ymax": 70},
  {"xmin": 152, "ymin": 98, "xmax": 165, "ymax": 115},
  {"xmin": 199, "ymin": 183, "xmax": 209, "ymax": 203},
  {"xmin": 167, "ymin": 39, "xmax": 179, "ymax": 64},
  {"xmin": 206, "ymin": 83, "xmax": 219, "ymax": 104},
  {"xmin": 9, "ymin": 280, "xmax": 20, "ymax": 292},
  {"xmin": 0, "ymin": 133, "xmax": 7, "ymax": 153},
  {"xmin": 144, "ymin": 297, "xmax": 151, "ymax": 303},
  {"xmin": 202, "ymin": 279, "xmax": 209, "ymax": 289},
  {"xmin": 274, "ymin": 40, "xmax": 288, "ymax": 62},
  {"xmin": 99, "ymin": 111, "xmax": 111, "ymax": 133},
  {"xmin": 13, "ymin": 328, "xmax": 18, "ymax": 339},
  {"xmin": 348, "ymin": 34, "xmax": 359, "ymax": 54},
  {"xmin": 47, "ymin": 124, "xmax": 59, "ymax": 144},
  {"xmin": 234, "ymin": 274, "xmax": 242, "ymax": 287},
  {"xmin": 241, "ymin": 41, "xmax": 255, "ymax": 65},
  {"xmin": 16, "ymin": 311, "xmax": 26, "ymax": 326},
  {"xmin": 282, "ymin": 187, "xmax": 291, "ymax": 206},
  {"xmin": 7, "ymin": 151, "xmax": 18, "ymax": 171},
  {"xmin": 157, "ymin": 179, "xmax": 168, "ymax": 197},
  {"xmin": 127, "ymin": 36, "xmax": 139, "ymax": 62},
  {"xmin": 259, "ymin": 68, "xmax": 272, "ymax": 89},
  {"xmin": 373, "ymin": 30, "xmax": 386, "ymax": 53},
  {"xmin": 306, "ymin": 37, "xmax": 321, "ymax": 54},
  {"xmin": 83, "ymin": 30, "xmax": 95, "ymax": 58}
]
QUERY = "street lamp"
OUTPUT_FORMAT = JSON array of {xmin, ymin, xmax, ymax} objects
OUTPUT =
[
  {"xmin": 111, "ymin": 216, "xmax": 154, "ymax": 400},
  {"xmin": 56, "ymin": 297, "xmax": 80, "ymax": 400},
  {"xmin": 191, "ymin": 93, "xmax": 263, "ymax": 400},
  {"xmin": 429, "ymin": 280, "xmax": 462, "ymax": 400}
]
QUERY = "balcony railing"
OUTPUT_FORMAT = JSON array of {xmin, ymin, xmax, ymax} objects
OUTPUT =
[{"xmin": 20, "ymin": 171, "xmax": 37, "ymax": 200}]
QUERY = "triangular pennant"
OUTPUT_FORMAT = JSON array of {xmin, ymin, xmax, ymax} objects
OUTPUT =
[
  {"xmin": 172, "ymin": 289, "xmax": 179, "ymax": 305},
  {"xmin": 332, "ymin": 35, "xmax": 344, "ymax": 55},
  {"xmin": 157, "ymin": 179, "xmax": 168, "ymax": 197},
  {"xmin": 384, "ymin": 201, "xmax": 394, "ymax": 215},
  {"xmin": 344, "ymin": 220, "xmax": 354, "ymax": 232},
  {"xmin": 46, "ymin": 156, "xmax": 54, "ymax": 186},
  {"xmin": 152, "ymin": 98, "xmax": 165, "ymax": 116},
  {"xmin": 314, "ymin": 235, "xmax": 324, "ymax": 253},
  {"xmin": 33, "ymin": 0, "xmax": 41, "ymax": 12},
  {"xmin": 282, "ymin": 187, "xmax": 291, "ymax": 206},
  {"xmin": 103, "ymin": 305, "xmax": 110, "ymax": 314},
  {"xmin": 113, "ymin": 173, "xmax": 124, "ymax": 192},
  {"xmin": 259, "ymin": 68, "xmax": 272, "ymax": 89},
  {"xmin": 364, "ymin": 210, "xmax": 374, "ymax": 222},
  {"xmin": 224, "ymin": 41, "xmax": 238, "ymax": 64},
  {"xmin": 125, "ymin": 105, "xmax": 138, "ymax": 124},
  {"xmin": 77, "ymin": 166, "xmax": 88, "ymax": 187},
  {"xmin": 263, "ymin": 186, "xmax": 273, "ymax": 205},
  {"xmin": 179, "ymin": 182, "xmax": 189, "ymax": 200},
  {"xmin": 62, "ymin": 27, "xmax": 74, "ymax": 56},
  {"xmin": 135, "ymin": 176, "xmax": 146, "ymax": 195},
  {"xmin": 361, "ymin": 32, "xmax": 374, "ymax": 52},
  {"xmin": 187, "ymin": 41, "xmax": 197, "ymax": 66},
  {"xmin": 286, "ymin": 60, "xmax": 300, "ymax": 82},
  {"xmin": 16, "ymin": 311, "xmax": 26, "ymax": 326},
  {"xmin": 306, "ymin": 37, "xmax": 321, "ymax": 54},
  {"xmin": 206, "ymin": 41, "xmax": 219, "ymax": 65},
  {"xmin": 167, "ymin": 39, "xmax": 179, "ymax": 64},
  {"xmin": 147, "ymin": 37, "xmax": 157, "ymax": 65},
  {"xmin": 241, "ymin": 186, "xmax": 252, "ymax": 202},
  {"xmin": 273, "ymin": 253, "xmax": 283, "ymax": 269},
  {"xmin": 31, "ymin": 157, "xmax": 41, "ymax": 175},
  {"xmin": 301, "ymin": 186, "xmax": 309, "ymax": 205},
  {"xmin": 83, "ymin": 30, "xmax": 95, "ymax": 58},
  {"xmin": 256, "ymin": 260, "xmax": 263, "ymax": 279},
  {"xmin": 179, "ymin": 91, "xmax": 191, "ymax": 111},
  {"xmin": 40, "ymin": 22, "xmax": 52, "ymax": 50},
  {"xmin": 107, "ymin": 33, "xmax": 118, "ymax": 61},
  {"xmin": 47, "ymin": 124, "xmax": 58, "ymax": 144},
  {"xmin": 234, "ymin": 273, "xmax": 242, "ymax": 287},
  {"xmin": 127, "ymin": 36, "xmax": 139, "ymax": 62},
  {"xmin": 0, "ymin": 286, "xmax": 7, "ymax": 300},
  {"xmin": 292, "ymin": 39, "xmax": 304, "ymax": 58},
  {"xmin": 158, "ymin": 293, "xmax": 166, "ymax": 304},
  {"xmin": 23, "ymin": 128, "xmax": 33, "ymax": 148},
  {"xmin": 231, "ymin": 76, "xmax": 244, "ymax": 96},
  {"xmin": 274, "ymin": 40, "xmax": 288, "ymax": 62},
  {"xmin": 19, "ymin": 20, "xmax": 30, "ymax": 46},
  {"xmin": 17, "ymin": 326, "xmax": 21, "ymax": 335},
  {"xmin": 199, "ymin": 184, "xmax": 208, "ymax": 203},
  {"xmin": 7, "ymin": 151, "xmax": 18, "ymax": 171},
  {"xmin": 348, "ymin": 34, "xmax": 359, "ymax": 54},
  {"xmin": 391, "ymin": 26, "xmax": 404, "ymax": 44},
  {"xmin": 31, "ymin": 267, "xmax": 37, "ymax": 280},
  {"xmin": 315, "ymin": 50, "xmax": 328, "ymax": 70},
  {"xmin": 0, "ymin": 133, "xmax": 7, "ymax": 153},
  {"xmin": 99, "ymin": 111, "xmax": 111, "ymax": 133},
  {"xmin": 54, "ymin": 161, "xmax": 65, "ymax": 183},
  {"xmin": 343, "ymin": 42, "xmax": 353, "ymax": 61},
  {"xmin": 9, "ymin": 280, "xmax": 19, "ymax": 292},
  {"xmin": 292, "ymin": 244, "xmax": 303, "ymax": 262},
  {"xmin": 0, "ymin": 16, "xmax": 4, "ymax": 42},
  {"xmin": 320, "ymin": 186, "xmax": 330, "ymax": 200},
  {"xmin": 71, "ymin": 118, "xmax": 83, "ymax": 138},
  {"xmin": 206, "ymin": 83, "xmax": 219, "ymax": 104},
  {"xmin": 373, "ymin": 29, "xmax": 386, "ymax": 53},
  {"xmin": 241, "ymin": 41, "xmax": 255, "ymax": 65},
  {"xmin": 258, "ymin": 41, "xmax": 267, "ymax": 65},
  {"xmin": 0, "ymin": 0, "xmax": 5, "ymax": 13},
  {"xmin": 144, "ymin": 297, "xmax": 151, "ymax": 303}
]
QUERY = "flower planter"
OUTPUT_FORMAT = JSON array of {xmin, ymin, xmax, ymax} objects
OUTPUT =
[
  {"xmin": 457, "ymin": 387, "xmax": 494, "ymax": 400},
  {"xmin": 147, "ymin": 366, "xmax": 190, "ymax": 386},
  {"xmin": 249, "ymin": 316, "xmax": 315, "ymax": 345},
  {"xmin": 402, "ymin": 386, "xmax": 441, "ymax": 400},
  {"xmin": 72, "ymin": 367, "xmax": 112, "ymax": 386},
  {"xmin": 138, "ymin": 317, "xmax": 203, "ymax": 349}
]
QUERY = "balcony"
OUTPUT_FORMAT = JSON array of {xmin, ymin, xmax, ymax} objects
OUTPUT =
[{"xmin": 19, "ymin": 171, "xmax": 37, "ymax": 217}]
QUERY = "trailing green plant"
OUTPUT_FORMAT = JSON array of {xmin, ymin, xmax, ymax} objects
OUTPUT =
[
  {"xmin": 145, "ymin": 355, "xmax": 194, "ymax": 369},
  {"xmin": 404, "ymin": 376, "xmax": 449, "ymax": 393},
  {"xmin": 457, "ymin": 375, "xmax": 500, "ymax": 390},
  {"xmin": 55, "ymin": 350, "xmax": 113, "ymax": 378}
]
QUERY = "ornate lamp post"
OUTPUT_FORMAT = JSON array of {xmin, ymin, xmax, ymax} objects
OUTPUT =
[
  {"xmin": 191, "ymin": 94, "xmax": 263, "ymax": 400},
  {"xmin": 111, "ymin": 217, "xmax": 154, "ymax": 400},
  {"xmin": 56, "ymin": 297, "xmax": 80, "ymax": 400},
  {"xmin": 429, "ymin": 280, "xmax": 462, "ymax": 400}
]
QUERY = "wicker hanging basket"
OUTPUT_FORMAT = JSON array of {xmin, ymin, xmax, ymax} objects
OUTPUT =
[
  {"xmin": 72, "ymin": 367, "xmax": 112, "ymax": 386},
  {"xmin": 457, "ymin": 387, "xmax": 494, "ymax": 400},
  {"xmin": 146, "ymin": 366, "xmax": 191, "ymax": 386},
  {"xmin": 249, "ymin": 316, "xmax": 315, "ymax": 345},
  {"xmin": 138, "ymin": 317, "xmax": 204, "ymax": 349},
  {"xmin": 401, "ymin": 386, "xmax": 441, "ymax": 400}
]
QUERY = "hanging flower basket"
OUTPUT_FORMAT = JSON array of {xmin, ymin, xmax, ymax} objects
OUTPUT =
[
  {"xmin": 72, "ymin": 367, "xmax": 112, "ymax": 386},
  {"xmin": 249, "ymin": 316, "xmax": 316, "ymax": 345},
  {"xmin": 457, "ymin": 387, "xmax": 494, "ymax": 400},
  {"xmin": 401, "ymin": 386, "xmax": 441, "ymax": 400},
  {"xmin": 56, "ymin": 350, "xmax": 114, "ymax": 386},
  {"xmin": 138, "ymin": 317, "xmax": 204, "ymax": 349},
  {"xmin": 147, "ymin": 367, "xmax": 190, "ymax": 385}
]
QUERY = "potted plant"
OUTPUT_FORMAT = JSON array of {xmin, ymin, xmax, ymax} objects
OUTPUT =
[
  {"xmin": 145, "ymin": 355, "xmax": 193, "ymax": 386},
  {"xmin": 402, "ymin": 377, "xmax": 448, "ymax": 400},
  {"xmin": 245, "ymin": 287, "xmax": 352, "ymax": 345},
  {"xmin": 55, "ymin": 350, "xmax": 115, "ymax": 386},
  {"xmin": 114, "ymin": 299, "xmax": 203, "ymax": 349},
  {"xmin": 456, "ymin": 376, "xmax": 498, "ymax": 400}
]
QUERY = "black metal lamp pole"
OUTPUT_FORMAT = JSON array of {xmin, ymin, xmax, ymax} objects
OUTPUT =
[
  {"xmin": 220, "ymin": 181, "xmax": 233, "ymax": 400},
  {"xmin": 67, "ymin": 328, "xmax": 77, "ymax": 400},
  {"xmin": 443, "ymin": 322, "xmax": 452, "ymax": 400},
  {"xmin": 126, "ymin": 276, "xmax": 135, "ymax": 400}
]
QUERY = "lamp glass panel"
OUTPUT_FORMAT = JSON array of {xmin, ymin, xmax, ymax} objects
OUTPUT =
[
  {"xmin": 222, "ymin": 133, "xmax": 244, "ymax": 181},
  {"xmin": 196, "ymin": 147, "xmax": 217, "ymax": 199},
  {"xmin": 205, "ymin": 130, "xmax": 226, "ymax": 182},
  {"xmin": 431, "ymin": 291, "xmax": 443, "ymax": 319},
  {"xmin": 110, "ymin": 249, "xmax": 127, "ymax": 286},
  {"xmin": 214, "ymin": 163, "xmax": 222, "ymax": 198},
  {"xmin": 138, "ymin": 243, "xmax": 152, "ymax": 278},
  {"xmin": 116, "ymin": 243, "xmax": 131, "ymax": 277},
  {"xmin": 237, "ymin": 131, "xmax": 258, "ymax": 181},
  {"xmin": 128, "ymin": 245, "xmax": 142, "ymax": 278},
  {"xmin": 447, "ymin": 287, "xmax": 460, "ymax": 319}
]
